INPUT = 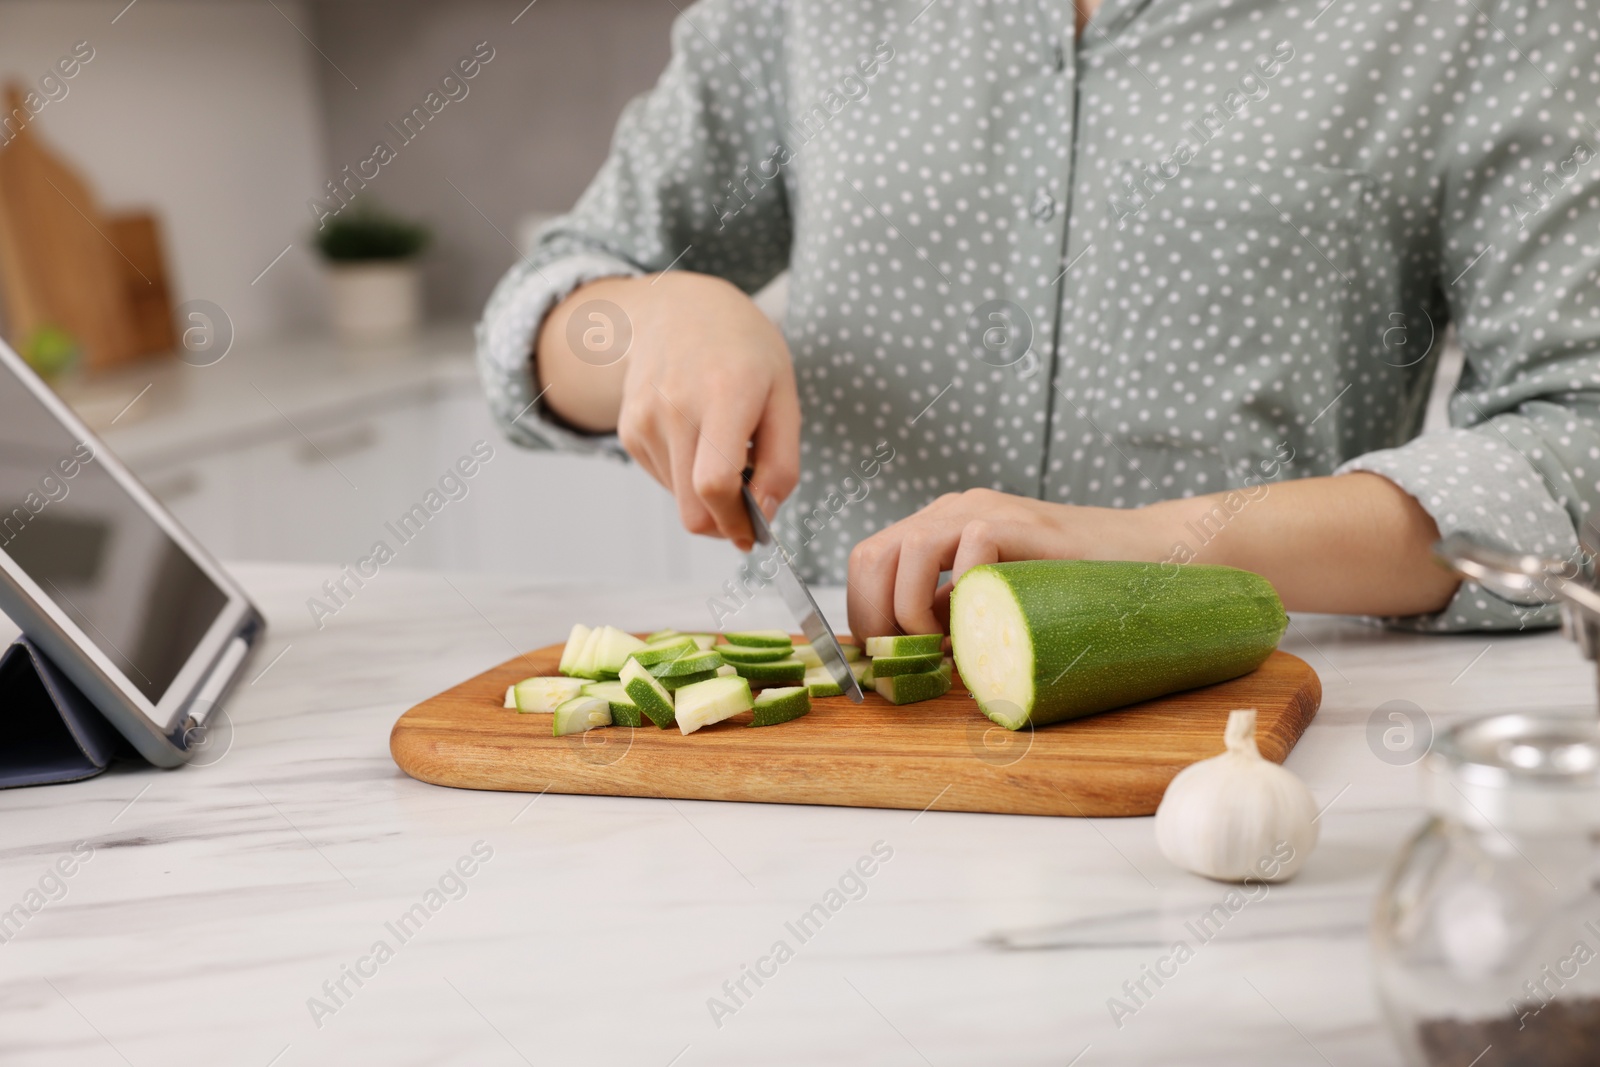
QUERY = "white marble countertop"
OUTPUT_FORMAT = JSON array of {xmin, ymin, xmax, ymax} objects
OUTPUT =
[{"xmin": 0, "ymin": 562, "xmax": 1590, "ymax": 1067}]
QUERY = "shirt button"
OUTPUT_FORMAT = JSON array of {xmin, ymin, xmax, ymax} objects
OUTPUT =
[{"xmin": 1030, "ymin": 189, "xmax": 1057, "ymax": 222}]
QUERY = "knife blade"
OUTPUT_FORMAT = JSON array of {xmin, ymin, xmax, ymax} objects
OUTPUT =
[{"xmin": 741, "ymin": 477, "xmax": 865, "ymax": 703}]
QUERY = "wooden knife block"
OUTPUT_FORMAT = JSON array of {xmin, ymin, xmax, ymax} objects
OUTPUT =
[{"xmin": 0, "ymin": 83, "xmax": 175, "ymax": 373}]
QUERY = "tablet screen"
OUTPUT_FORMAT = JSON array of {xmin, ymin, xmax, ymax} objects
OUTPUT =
[{"xmin": 0, "ymin": 377, "xmax": 227, "ymax": 705}]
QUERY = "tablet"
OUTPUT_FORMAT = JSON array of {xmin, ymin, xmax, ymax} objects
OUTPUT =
[{"xmin": 0, "ymin": 340, "xmax": 264, "ymax": 767}]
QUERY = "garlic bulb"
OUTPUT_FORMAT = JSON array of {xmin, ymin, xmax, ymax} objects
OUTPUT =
[{"xmin": 1154, "ymin": 708, "xmax": 1319, "ymax": 883}]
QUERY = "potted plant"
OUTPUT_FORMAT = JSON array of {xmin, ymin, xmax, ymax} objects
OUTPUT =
[{"xmin": 315, "ymin": 205, "xmax": 430, "ymax": 345}]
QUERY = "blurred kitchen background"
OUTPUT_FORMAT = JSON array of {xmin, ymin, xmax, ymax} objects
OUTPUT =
[{"xmin": 0, "ymin": 0, "xmax": 756, "ymax": 587}]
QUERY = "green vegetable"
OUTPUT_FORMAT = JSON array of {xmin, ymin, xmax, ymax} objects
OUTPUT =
[
  {"xmin": 839, "ymin": 644, "xmax": 863, "ymax": 662},
  {"xmin": 874, "ymin": 669, "xmax": 952, "ymax": 705},
  {"xmin": 865, "ymin": 634, "xmax": 943, "ymax": 657},
  {"xmin": 869, "ymin": 652, "xmax": 944, "ymax": 677},
  {"xmin": 792, "ymin": 643, "xmax": 823, "ymax": 668},
  {"xmin": 513, "ymin": 676, "xmax": 585, "ymax": 713},
  {"xmin": 751, "ymin": 686, "xmax": 811, "ymax": 726},
  {"xmin": 731, "ymin": 659, "xmax": 806, "ymax": 685},
  {"xmin": 645, "ymin": 629, "xmax": 680, "ymax": 643},
  {"xmin": 850, "ymin": 659, "xmax": 874, "ymax": 686},
  {"xmin": 804, "ymin": 667, "xmax": 843, "ymax": 698},
  {"xmin": 950, "ymin": 560, "xmax": 1287, "ymax": 731},
  {"xmin": 565, "ymin": 625, "xmax": 606, "ymax": 678},
  {"xmin": 647, "ymin": 649, "xmax": 725, "ymax": 677},
  {"xmin": 621, "ymin": 659, "xmax": 675, "ymax": 728},
  {"xmin": 558, "ymin": 623, "xmax": 592, "ymax": 675},
  {"xmin": 660, "ymin": 669, "xmax": 720, "ymax": 691},
  {"xmin": 552, "ymin": 695, "xmax": 612, "ymax": 736},
  {"xmin": 717, "ymin": 644, "xmax": 791, "ymax": 664},
  {"xmin": 675, "ymin": 676, "xmax": 754, "ymax": 734},
  {"xmin": 592, "ymin": 626, "xmax": 647, "ymax": 677},
  {"xmin": 685, "ymin": 633, "xmax": 719, "ymax": 651},
  {"xmin": 723, "ymin": 630, "xmax": 792, "ymax": 649},
  {"xmin": 631, "ymin": 636, "xmax": 698, "ymax": 666},
  {"xmin": 580, "ymin": 681, "xmax": 643, "ymax": 727}
]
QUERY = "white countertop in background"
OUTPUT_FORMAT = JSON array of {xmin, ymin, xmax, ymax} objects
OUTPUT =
[{"xmin": 0, "ymin": 563, "xmax": 1589, "ymax": 1066}]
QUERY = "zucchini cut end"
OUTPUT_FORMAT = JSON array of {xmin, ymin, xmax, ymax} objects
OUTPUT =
[{"xmin": 950, "ymin": 566, "xmax": 1035, "ymax": 731}]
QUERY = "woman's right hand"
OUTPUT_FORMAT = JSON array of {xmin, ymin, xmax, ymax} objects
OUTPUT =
[{"xmin": 536, "ymin": 271, "xmax": 800, "ymax": 552}]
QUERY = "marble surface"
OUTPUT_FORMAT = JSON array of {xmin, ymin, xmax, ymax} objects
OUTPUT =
[{"xmin": 0, "ymin": 562, "xmax": 1591, "ymax": 1067}]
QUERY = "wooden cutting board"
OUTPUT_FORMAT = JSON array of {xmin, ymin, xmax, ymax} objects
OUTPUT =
[{"xmin": 390, "ymin": 639, "xmax": 1320, "ymax": 817}]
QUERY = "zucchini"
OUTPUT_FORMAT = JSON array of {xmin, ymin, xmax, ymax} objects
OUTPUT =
[
  {"xmin": 592, "ymin": 626, "xmax": 647, "ymax": 677},
  {"xmin": 685, "ymin": 633, "xmax": 719, "ymax": 651},
  {"xmin": 647, "ymin": 649, "xmax": 725, "ymax": 677},
  {"xmin": 792, "ymin": 643, "xmax": 823, "ymax": 668},
  {"xmin": 503, "ymin": 685, "xmax": 517, "ymax": 709},
  {"xmin": 558, "ymin": 623, "xmax": 592, "ymax": 675},
  {"xmin": 566, "ymin": 625, "xmax": 606, "ymax": 678},
  {"xmin": 716, "ymin": 664, "xmax": 737, "ymax": 677},
  {"xmin": 950, "ymin": 560, "xmax": 1287, "ymax": 730},
  {"xmin": 660, "ymin": 669, "xmax": 720, "ymax": 691},
  {"xmin": 552, "ymin": 695, "xmax": 612, "ymax": 735},
  {"xmin": 620, "ymin": 658, "xmax": 675, "ymax": 728},
  {"xmin": 874, "ymin": 668, "xmax": 952, "ymax": 705},
  {"xmin": 631, "ymin": 636, "xmax": 698, "ymax": 666},
  {"xmin": 839, "ymin": 643, "xmax": 863, "ymax": 663},
  {"xmin": 717, "ymin": 644, "xmax": 791, "ymax": 664},
  {"xmin": 849, "ymin": 659, "xmax": 874, "ymax": 686},
  {"xmin": 731, "ymin": 658, "xmax": 806, "ymax": 685},
  {"xmin": 645, "ymin": 628, "xmax": 680, "ymax": 643},
  {"xmin": 870, "ymin": 652, "xmax": 944, "ymax": 677},
  {"xmin": 865, "ymin": 634, "xmax": 942, "ymax": 657},
  {"xmin": 580, "ymin": 681, "xmax": 643, "ymax": 727},
  {"xmin": 751, "ymin": 686, "xmax": 811, "ymax": 726},
  {"xmin": 675, "ymin": 676, "xmax": 754, "ymax": 735},
  {"xmin": 804, "ymin": 667, "xmax": 843, "ymax": 698},
  {"xmin": 722, "ymin": 629, "xmax": 792, "ymax": 649},
  {"xmin": 514, "ymin": 676, "xmax": 585, "ymax": 713}
]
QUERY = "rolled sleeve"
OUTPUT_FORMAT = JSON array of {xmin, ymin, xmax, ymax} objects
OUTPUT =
[{"xmin": 1337, "ymin": 431, "xmax": 1580, "ymax": 632}]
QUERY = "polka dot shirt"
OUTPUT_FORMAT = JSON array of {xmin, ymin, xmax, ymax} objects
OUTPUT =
[{"xmin": 478, "ymin": 0, "xmax": 1600, "ymax": 632}]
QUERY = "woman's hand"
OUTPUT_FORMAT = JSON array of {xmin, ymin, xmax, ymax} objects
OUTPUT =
[
  {"xmin": 846, "ymin": 474, "xmax": 1461, "ymax": 640},
  {"xmin": 846, "ymin": 490, "xmax": 1169, "ymax": 639},
  {"xmin": 537, "ymin": 271, "xmax": 799, "ymax": 551}
]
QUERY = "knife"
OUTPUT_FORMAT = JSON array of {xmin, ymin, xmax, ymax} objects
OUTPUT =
[{"xmin": 741, "ymin": 473, "xmax": 865, "ymax": 703}]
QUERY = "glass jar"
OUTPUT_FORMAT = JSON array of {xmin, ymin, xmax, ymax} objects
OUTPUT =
[{"xmin": 1373, "ymin": 713, "xmax": 1600, "ymax": 1067}]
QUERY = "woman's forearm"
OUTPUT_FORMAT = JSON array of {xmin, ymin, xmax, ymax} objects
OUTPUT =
[
  {"xmin": 1146, "ymin": 473, "xmax": 1460, "ymax": 616},
  {"xmin": 534, "ymin": 276, "xmax": 640, "ymax": 432}
]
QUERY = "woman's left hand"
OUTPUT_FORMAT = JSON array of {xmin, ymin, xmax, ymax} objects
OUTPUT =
[{"xmin": 845, "ymin": 489, "xmax": 1167, "ymax": 640}]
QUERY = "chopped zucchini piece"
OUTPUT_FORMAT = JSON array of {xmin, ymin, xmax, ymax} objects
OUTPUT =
[
  {"xmin": 865, "ymin": 634, "xmax": 943, "ymax": 658},
  {"xmin": 839, "ymin": 643, "xmax": 863, "ymax": 662},
  {"xmin": 804, "ymin": 667, "xmax": 843, "ymax": 698},
  {"xmin": 566, "ymin": 625, "xmax": 606, "ymax": 678},
  {"xmin": 732, "ymin": 658, "xmax": 806, "ymax": 685},
  {"xmin": 675, "ymin": 676, "xmax": 754, "ymax": 734},
  {"xmin": 792, "ymin": 643, "xmax": 823, "ymax": 669},
  {"xmin": 621, "ymin": 659, "xmax": 676, "ymax": 729},
  {"xmin": 558, "ymin": 623, "xmax": 593, "ymax": 675},
  {"xmin": 874, "ymin": 668, "xmax": 952, "ymax": 705},
  {"xmin": 716, "ymin": 664, "xmax": 737, "ymax": 677},
  {"xmin": 870, "ymin": 652, "xmax": 944, "ymax": 677},
  {"xmin": 631, "ymin": 636, "xmax": 698, "ymax": 666},
  {"xmin": 503, "ymin": 685, "xmax": 517, "ymax": 709},
  {"xmin": 661, "ymin": 668, "xmax": 720, "ymax": 691},
  {"xmin": 751, "ymin": 686, "xmax": 811, "ymax": 726},
  {"xmin": 849, "ymin": 659, "xmax": 875, "ymax": 686},
  {"xmin": 722, "ymin": 629, "xmax": 793, "ymax": 649},
  {"xmin": 644, "ymin": 628, "xmax": 680, "ymax": 643},
  {"xmin": 717, "ymin": 643, "xmax": 791, "ymax": 664},
  {"xmin": 580, "ymin": 680, "xmax": 643, "ymax": 727},
  {"xmin": 685, "ymin": 633, "xmax": 719, "ymax": 651},
  {"xmin": 552, "ymin": 695, "xmax": 612, "ymax": 735},
  {"xmin": 514, "ymin": 676, "xmax": 586, "ymax": 713},
  {"xmin": 647, "ymin": 649, "xmax": 725, "ymax": 677},
  {"xmin": 592, "ymin": 626, "xmax": 647, "ymax": 677}
]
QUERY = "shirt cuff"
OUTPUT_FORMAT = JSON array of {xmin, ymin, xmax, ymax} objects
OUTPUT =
[
  {"xmin": 1336, "ymin": 429, "xmax": 1579, "ymax": 632},
  {"xmin": 474, "ymin": 251, "xmax": 643, "ymax": 457}
]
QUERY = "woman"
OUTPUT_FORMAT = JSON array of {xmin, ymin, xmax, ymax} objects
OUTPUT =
[{"xmin": 478, "ymin": 0, "xmax": 1598, "ymax": 639}]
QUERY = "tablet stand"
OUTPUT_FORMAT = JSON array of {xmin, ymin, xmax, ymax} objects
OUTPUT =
[{"xmin": 0, "ymin": 636, "xmax": 126, "ymax": 787}]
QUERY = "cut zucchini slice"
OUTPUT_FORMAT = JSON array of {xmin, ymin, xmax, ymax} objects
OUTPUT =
[
  {"xmin": 514, "ymin": 676, "xmax": 585, "ymax": 713},
  {"xmin": 558, "ymin": 623, "xmax": 593, "ymax": 675},
  {"xmin": 792, "ymin": 643, "xmax": 823, "ymax": 669},
  {"xmin": 592, "ymin": 626, "xmax": 647, "ymax": 677},
  {"xmin": 675, "ymin": 676, "xmax": 754, "ymax": 734},
  {"xmin": 804, "ymin": 667, "xmax": 843, "ymax": 698},
  {"xmin": 849, "ymin": 659, "xmax": 874, "ymax": 686},
  {"xmin": 839, "ymin": 643, "xmax": 863, "ymax": 662},
  {"xmin": 644, "ymin": 628, "xmax": 680, "ymax": 643},
  {"xmin": 620, "ymin": 658, "xmax": 675, "ymax": 729},
  {"xmin": 717, "ymin": 644, "xmax": 791, "ymax": 664},
  {"xmin": 566, "ymin": 625, "xmax": 606, "ymax": 678},
  {"xmin": 580, "ymin": 680, "xmax": 643, "ymax": 727},
  {"xmin": 661, "ymin": 669, "xmax": 720, "ymax": 691},
  {"xmin": 716, "ymin": 664, "xmax": 737, "ymax": 677},
  {"xmin": 870, "ymin": 652, "xmax": 944, "ymax": 677},
  {"xmin": 874, "ymin": 668, "xmax": 952, "ymax": 705},
  {"xmin": 503, "ymin": 685, "xmax": 517, "ymax": 709},
  {"xmin": 631, "ymin": 636, "xmax": 698, "ymax": 667},
  {"xmin": 732, "ymin": 658, "xmax": 806, "ymax": 685},
  {"xmin": 751, "ymin": 686, "xmax": 811, "ymax": 726},
  {"xmin": 685, "ymin": 633, "xmax": 719, "ymax": 651},
  {"xmin": 722, "ymin": 629, "xmax": 792, "ymax": 649},
  {"xmin": 865, "ymin": 634, "xmax": 943, "ymax": 658},
  {"xmin": 647, "ymin": 649, "xmax": 725, "ymax": 677},
  {"xmin": 552, "ymin": 695, "xmax": 612, "ymax": 735}
]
